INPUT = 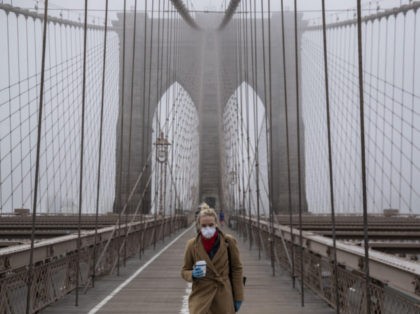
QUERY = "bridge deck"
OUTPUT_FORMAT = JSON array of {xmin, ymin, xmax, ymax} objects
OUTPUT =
[{"xmin": 42, "ymin": 226, "xmax": 333, "ymax": 314}]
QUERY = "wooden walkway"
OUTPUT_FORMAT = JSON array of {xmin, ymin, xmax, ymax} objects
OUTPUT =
[{"xmin": 42, "ymin": 226, "xmax": 334, "ymax": 314}]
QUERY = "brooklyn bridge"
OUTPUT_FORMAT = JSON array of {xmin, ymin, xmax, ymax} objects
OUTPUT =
[{"xmin": 0, "ymin": 0, "xmax": 419, "ymax": 313}]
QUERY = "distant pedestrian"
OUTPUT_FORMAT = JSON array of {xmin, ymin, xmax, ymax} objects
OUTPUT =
[
  {"xmin": 219, "ymin": 209, "xmax": 225, "ymax": 227},
  {"xmin": 181, "ymin": 207, "xmax": 244, "ymax": 313}
]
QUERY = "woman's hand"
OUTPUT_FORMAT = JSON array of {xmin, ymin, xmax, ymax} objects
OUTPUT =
[
  {"xmin": 234, "ymin": 300, "xmax": 242, "ymax": 312},
  {"xmin": 192, "ymin": 266, "xmax": 204, "ymax": 278}
]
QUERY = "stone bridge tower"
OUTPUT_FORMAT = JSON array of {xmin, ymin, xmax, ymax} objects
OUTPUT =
[{"xmin": 113, "ymin": 12, "xmax": 307, "ymax": 213}]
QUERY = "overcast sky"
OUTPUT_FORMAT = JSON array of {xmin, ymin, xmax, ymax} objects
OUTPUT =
[{"xmin": 9, "ymin": 0, "xmax": 413, "ymax": 26}]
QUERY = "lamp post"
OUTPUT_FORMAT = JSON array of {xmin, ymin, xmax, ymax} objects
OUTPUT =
[{"xmin": 154, "ymin": 132, "xmax": 170, "ymax": 216}]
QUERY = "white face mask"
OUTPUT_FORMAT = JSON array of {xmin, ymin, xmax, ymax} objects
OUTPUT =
[{"xmin": 201, "ymin": 226, "xmax": 216, "ymax": 239}]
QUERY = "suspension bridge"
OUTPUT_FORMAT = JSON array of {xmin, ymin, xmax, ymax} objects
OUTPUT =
[{"xmin": 0, "ymin": 0, "xmax": 419, "ymax": 313}]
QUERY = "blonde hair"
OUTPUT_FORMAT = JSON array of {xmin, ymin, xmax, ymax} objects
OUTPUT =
[{"xmin": 196, "ymin": 207, "xmax": 219, "ymax": 231}]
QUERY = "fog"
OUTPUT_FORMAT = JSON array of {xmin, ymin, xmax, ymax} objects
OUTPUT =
[{"xmin": 0, "ymin": 0, "xmax": 419, "ymax": 215}]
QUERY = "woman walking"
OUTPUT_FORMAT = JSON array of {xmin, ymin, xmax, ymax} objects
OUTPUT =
[{"xmin": 181, "ymin": 206, "xmax": 244, "ymax": 313}]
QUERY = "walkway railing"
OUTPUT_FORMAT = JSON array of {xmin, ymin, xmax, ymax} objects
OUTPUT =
[
  {"xmin": 0, "ymin": 215, "xmax": 189, "ymax": 313},
  {"xmin": 235, "ymin": 215, "xmax": 420, "ymax": 314}
]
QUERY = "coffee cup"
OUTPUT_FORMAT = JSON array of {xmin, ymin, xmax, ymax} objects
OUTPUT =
[{"xmin": 195, "ymin": 260, "xmax": 206, "ymax": 276}]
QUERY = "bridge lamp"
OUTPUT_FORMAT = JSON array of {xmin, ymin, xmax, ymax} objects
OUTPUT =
[
  {"xmin": 229, "ymin": 170, "xmax": 237, "ymax": 185},
  {"xmin": 154, "ymin": 132, "xmax": 171, "ymax": 163}
]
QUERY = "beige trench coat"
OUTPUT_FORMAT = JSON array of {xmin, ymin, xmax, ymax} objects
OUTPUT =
[{"xmin": 181, "ymin": 229, "xmax": 244, "ymax": 314}]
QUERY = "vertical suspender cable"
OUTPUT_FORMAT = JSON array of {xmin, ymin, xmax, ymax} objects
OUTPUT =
[
  {"xmin": 16, "ymin": 15, "xmax": 24, "ymax": 208},
  {"xmin": 409, "ymin": 12, "xmax": 417, "ymax": 212},
  {"xmin": 293, "ymin": 0, "xmax": 305, "ymax": 306},
  {"xmin": 6, "ymin": 13, "xmax": 13, "ymax": 212},
  {"xmin": 234, "ymin": 4, "xmax": 240, "ymax": 220},
  {"xmin": 260, "ymin": 0, "xmax": 274, "ymax": 275},
  {"xmin": 356, "ymin": 1, "xmax": 371, "ymax": 312},
  {"xmin": 238, "ymin": 3, "xmax": 246, "ymax": 235},
  {"xmin": 117, "ymin": 0, "xmax": 127, "ymax": 277},
  {"xmin": 146, "ymin": 0, "xmax": 156, "ymax": 249},
  {"xmin": 245, "ymin": 0, "xmax": 253, "ymax": 249},
  {"xmin": 25, "ymin": 18, "xmax": 33, "ymax": 208},
  {"xmin": 125, "ymin": 0, "xmax": 139, "ymax": 265},
  {"xmin": 92, "ymin": 0, "xmax": 109, "ymax": 288},
  {"xmin": 163, "ymin": 0, "xmax": 172, "ymax": 240},
  {"xmin": 169, "ymin": 6, "xmax": 175, "ymax": 233},
  {"xmin": 146, "ymin": 0, "xmax": 155, "ymax": 219},
  {"xmin": 75, "ymin": 0, "xmax": 89, "ymax": 306},
  {"xmin": 398, "ymin": 14, "xmax": 407, "ymax": 211},
  {"xmin": 389, "ymin": 13, "xmax": 397, "ymax": 206},
  {"xmin": 140, "ymin": 0, "xmax": 149, "ymax": 226},
  {"xmin": 26, "ymin": 1, "xmax": 49, "ymax": 313},
  {"xmin": 252, "ymin": 0, "xmax": 261, "ymax": 260},
  {"xmin": 267, "ymin": 0, "xmax": 275, "ymax": 277},
  {"xmin": 239, "ymin": 0, "xmax": 245, "ymax": 235},
  {"xmin": 280, "ymin": 0, "xmax": 296, "ymax": 287},
  {"xmin": 138, "ymin": 0, "xmax": 148, "ymax": 259},
  {"xmin": 153, "ymin": 0, "xmax": 162, "ymax": 249},
  {"xmin": 321, "ymin": 0, "xmax": 339, "ymax": 312},
  {"xmin": 159, "ymin": 0, "xmax": 167, "ymax": 242},
  {"xmin": 161, "ymin": 0, "xmax": 169, "ymax": 242}
]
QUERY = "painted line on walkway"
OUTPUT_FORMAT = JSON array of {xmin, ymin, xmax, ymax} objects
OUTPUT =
[
  {"xmin": 180, "ymin": 282, "xmax": 192, "ymax": 314},
  {"xmin": 88, "ymin": 225, "xmax": 194, "ymax": 314}
]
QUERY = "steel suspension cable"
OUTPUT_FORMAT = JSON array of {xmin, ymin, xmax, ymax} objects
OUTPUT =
[
  {"xmin": 238, "ymin": 1, "xmax": 247, "ymax": 235},
  {"xmin": 24, "ymin": 17, "xmax": 33, "ymax": 208},
  {"xmin": 390, "ymin": 14, "xmax": 397, "ymax": 206},
  {"xmin": 25, "ymin": 1, "xmax": 49, "ymax": 313},
  {"xmin": 252, "ymin": 0, "xmax": 261, "ymax": 260},
  {"xmin": 267, "ymin": 0, "xmax": 276, "ymax": 277},
  {"xmin": 159, "ymin": 0, "xmax": 169, "ymax": 243},
  {"xmin": 356, "ymin": 1, "xmax": 371, "ymax": 312},
  {"xmin": 280, "ymin": 0, "xmax": 296, "ymax": 287},
  {"xmin": 6, "ymin": 13, "xmax": 13, "ymax": 212},
  {"xmin": 238, "ymin": 1, "xmax": 249, "ymax": 235},
  {"xmin": 116, "ymin": 0, "xmax": 127, "ymax": 277},
  {"xmin": 320, "ymin": 1, "xmax": 340, "ymax": 312},
  {"xmin": 153, "ymin": 0, "xmax": 162, "ymax": 249},
  {"xmin": 293, "ymin": 0, "xmax": 305, "ymax": 306},
  {"xmin": 140, "ymin": 0, "xmax": 149, "ymax": 221},
  {"xmin": 259, "ymin": 0, "xmax": 275, "ymax": 275},
  {"xmin": 124, "ymin": 0, "xmax": 138, "ymax": 265},
  {"xmin": 94, "ymin": 86, "xmax": 184, "ymax": 271},
  {"xmin": 245, "ymin": 0, "xmax": 253, "ymax": 249},
  {"xmin": 164, "ymin": 0, "xmax": 172, "ymax": 238},
  {"xmin": 169, "ymin": 7, "xmax": 176, "ymax": 233},
  {"xmin": 75, "ymin": 0, "xmax": 89, "ymax": 305},
  {"xmin": 372, "ymin": 18, "xmax": 381, "ymax": 215},
  {"xmin": 409, "ymin": 12, "xmax": 417, "ymax": 212},
  {"xmin": 15, "ymin": 15, "xmax": 24, "ymax": 209},
  {"xmin": 156, "ymin": 0, "xmax": 163, "ymax": 132},
  {"xmin": 145, "ymin": 0, "xmax": 155, "ymax": 223},
  {"xmin": 92, "ymin": 0, "xmax": 109, "ymax": 288},
  {"xmin": 398, "ymin": 13, "xmax": 407, "ymax": 211}
]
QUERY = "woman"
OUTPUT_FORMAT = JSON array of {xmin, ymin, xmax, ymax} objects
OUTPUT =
[{"xmin": 181, "ymin": 207, "xmax": 244, "ymax": 313}]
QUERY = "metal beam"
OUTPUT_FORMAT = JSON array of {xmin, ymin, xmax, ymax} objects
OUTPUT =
[
  {"xmin": 218, "ymin": 0, "xmax": 241, "ymax": 30},
  {"xmin": 0, "ymin": 3, "xmax": 106, "ymax": 30},
  {"xmin": 304, "ymin": 1, "xmax": 420, "ymax": 31},
  {"xmin": 169, "ymin": 0, "xmax": 200, "ymax": 30}
]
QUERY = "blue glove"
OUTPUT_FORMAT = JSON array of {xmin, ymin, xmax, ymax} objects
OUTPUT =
[
  {"xmin": 234, "ymin": 300, "xmax": 242, "ymax": 312},
  {"xmin": 192, "ymin": 266, "xmax": 204, "ymax": 279}
]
